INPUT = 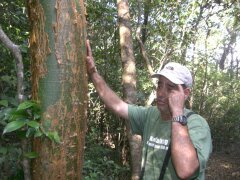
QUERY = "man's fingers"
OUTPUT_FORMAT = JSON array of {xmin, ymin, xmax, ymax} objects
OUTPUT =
[{"xmin": 86, "ymin": 39, "xmax": 92, "ymax": 57}]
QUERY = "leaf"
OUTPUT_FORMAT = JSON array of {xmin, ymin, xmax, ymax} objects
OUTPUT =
[
  {"xmin": 34, "ymin": 129, "xmax": 43, "ymax": 137},
  {"xmin": 26, "ymin": 128, "xmax": 35, "ymax": 138},
  {"xmin": 33, "ymin": 113, "xmax": 41, "ymax": 121},
  {"xmin": 53, "ymin": 132, "xmax": 61, "ymax": 144},
  {"xmin": 20, "ymin": 44, "xmax": 28, "ymax": 53},
  {"xmin": 17, "ymin": 101, "xmax": 36, "ymax": 111},
  {"xmin": 8, "ymin": 108, "xmax": 27, "ymax": 121},
  {"xmin": 0, "ymin": 100, "xmax": 8, "ymax": 107},
  {"xmin": 40, "ymin": 125, "xmax": 47, "ymax": 136},
  {"xmin": 47, "ymin": 131, "xmax": 61, "ymax": 144},
  {"xmin": 24, "ymin": 152, "xmax": 39, "ymax": 159},
  {"xmin": 27, "ymin": 121, "xmax": 40, "ymax": 129},
  {"xmin": 3, "ymin": 120, "xmax": 26, "ymax": 134}
]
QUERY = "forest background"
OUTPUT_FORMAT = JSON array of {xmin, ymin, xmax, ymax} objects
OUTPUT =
[{"xmin": 0, "ymin": 0, "xmax": 240, "ymax": 179}]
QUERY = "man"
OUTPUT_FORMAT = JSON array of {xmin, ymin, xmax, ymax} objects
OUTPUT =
[{"xmin": 86, "ymin": 40, "xmax": 212, "ymax": 180}]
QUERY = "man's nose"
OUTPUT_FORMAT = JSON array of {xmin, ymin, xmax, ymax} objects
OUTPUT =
[{"xmin": 157, "ymin": 86, "xmax": 167, "ymax": 97}]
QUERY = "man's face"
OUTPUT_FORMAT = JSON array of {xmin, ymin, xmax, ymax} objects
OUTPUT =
[{"xmin": 156, "ymin": 76, "xmax": 188, "ymax": 112}]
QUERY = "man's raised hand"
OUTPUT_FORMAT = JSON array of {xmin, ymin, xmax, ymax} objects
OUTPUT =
[
  {"xmin": 168, "ymin": 84, "xmax": 185, "ymax": 117},
  {"xmin": 86, "ymin": 40, "xmax": 97, "ymax": 75}
]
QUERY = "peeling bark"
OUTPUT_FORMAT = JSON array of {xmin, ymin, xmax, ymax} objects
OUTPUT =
[{"xmin": 27, "ymin": 0, "xmax": 88, "ymax": 179}]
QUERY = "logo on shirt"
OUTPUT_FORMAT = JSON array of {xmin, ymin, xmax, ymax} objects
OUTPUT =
[{"xmin": 147, "ymin": 136, "xmax": 169, "ymax": 150}]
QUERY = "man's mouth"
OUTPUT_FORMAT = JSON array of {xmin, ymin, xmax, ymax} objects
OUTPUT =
[{"xmin": 157, "ymin": 100, "xmax": 167, "ymax": 105}]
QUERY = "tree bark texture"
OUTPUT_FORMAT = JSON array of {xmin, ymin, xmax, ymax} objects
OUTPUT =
[
  {"xmin": 117, "ymin": 0, "xmax": 142, "ymax": 179},
  {"xmin": 27, "ymin": 0, "xmax": 88, "ymax": 179}
]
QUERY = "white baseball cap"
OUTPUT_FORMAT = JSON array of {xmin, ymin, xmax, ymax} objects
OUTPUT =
[{"xmin": 151, "ymin": 62, "xmax": 193, "ymax": 87}]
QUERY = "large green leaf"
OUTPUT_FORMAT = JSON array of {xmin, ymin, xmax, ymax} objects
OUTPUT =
[
  {"xmin": 17, "ymin": 101, "xmax": 36, "ymax": 111},
  {"xmin": 3, "ymin": 120, "xmax": 26, "ymax": 134},
  {"xmin": 8, "ymin": 108, "xmax": 27, "ymax": 121},
  {"xmin": 27, "ymin": 120, "xmax": 40, "ymax": 129}
]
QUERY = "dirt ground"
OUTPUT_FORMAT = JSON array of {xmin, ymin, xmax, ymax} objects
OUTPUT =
[{"xmin": 205, "ymin": 151, "xmax": 240, "ymax": 180}]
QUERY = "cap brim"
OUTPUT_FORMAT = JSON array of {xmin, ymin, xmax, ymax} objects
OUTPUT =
[
  {"xmin": 151, "ymin": 72, "xmax": 184, "ymax": 84},
  {"xmin": 151, "ymin": 73, "xmax": 161, "ymax": 78}
]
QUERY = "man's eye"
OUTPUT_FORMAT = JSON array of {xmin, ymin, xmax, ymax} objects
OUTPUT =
[{"xmin": 168, "ymin": 85, "xmax": 175, "ymax": 89}]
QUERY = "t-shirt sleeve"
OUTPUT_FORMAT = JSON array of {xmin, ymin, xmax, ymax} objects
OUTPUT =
[
  {"xmin": 128, "ymin": 104, "xmax": 148, "ymax": 136},
  {"xmin": 188, "ymin": 115, "xmax": 213, "ymax": 175}
]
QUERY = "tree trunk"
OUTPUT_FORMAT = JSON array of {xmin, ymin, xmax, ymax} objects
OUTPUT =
[
  {"xmin": 117, "ymin": 1, "xmax": 142, "ymax": 179},
  {"xmin": 142, "ymin": 0, "xmax": 151, "ymax": 44},
  {"xmin": 219, "ymin": 31, "xmax": 236, "ymax": 70},
  {"xmin": 27, "ymin": 0, "xmax": 88, "ymax": 179}
]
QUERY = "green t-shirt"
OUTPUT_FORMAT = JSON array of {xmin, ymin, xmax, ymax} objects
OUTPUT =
[{"xmin": 128, "ymin": 105, "xmax": 212, "ymax": 180}]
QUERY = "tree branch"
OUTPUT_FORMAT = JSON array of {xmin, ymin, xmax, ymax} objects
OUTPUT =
[
  {"xmin": 0, "ymin": 25, "xmax": 30, "ymax": 180},
  {"xmin": 136, "ymin": 26, "xmax": 154, "ymax": 75},
  {"xmin": 0, "ymin": 25, "xmax": 24, "ymax": 102},
  {"xmin": 136, "ymin": 26, "xmax": 175, "ymax": 106}
]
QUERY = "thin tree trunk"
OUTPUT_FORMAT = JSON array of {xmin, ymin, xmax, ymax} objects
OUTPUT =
[
  {"xmin": 117, "ymin": 0, "xmax": 142, "ymax": 179},
  {"xmin": 27, "ymin": 0, "xmax": 88, "ymax": 179},
  {"xmin": 0, "ymin": 25, "xmax": 30, "ymax": 180},
  {"xmin": 219, "ymin": 31, "xmax": 236, "ymax": 70},
  {"xmin": 236, "ymin": 59, "xmax": 239, "ymax": 79},
  {"xmin": 0, "ymin": 25, "xmax": 24, "ymax": 102}
]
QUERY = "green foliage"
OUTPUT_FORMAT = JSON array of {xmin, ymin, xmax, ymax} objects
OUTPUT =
[
  {"xmin": 1, "ymin": 100, "xmax": 61, "ymax": 143},
  {"xmin": 0, "ymin": 100, "xmax": 60, "ymax": 179},
  {"xmin": 85, "ymin": 2, "xmax": 128, "ymax": 178},
  {"xmin": 0, "ymin": 100, "xmax": 8, "ymax": 107},
  {"xmin": 83, "ymin": 137, "xmax": 130, "ymax": 179},
  {"xmin": 0, "ymin": 73, "xmax": 18, "ymax": 101},
  {"xmin": 3, "ymin": 119, "xmax": 26, "ymax": 134},
  {"xmin": 0, "ymin": 0, "xmax": 31, "ymax": 103},
  {"xmin": 136, "ymin": 68, "xmax": 155, "ymax": 105},
  {"xmin": 0, "ymin": 145, "xmax": 23, "ymax": 179},
  {"xmin": 84, "ymin": 86, "xmax": 130, "ymax": 179},
  {"xmin": 0, "ymin": 1, "xmax": 29, "ymax": 42},
  {"xmin": 192, "ymin": 62, "xmax": 240, "ymax": 150}
]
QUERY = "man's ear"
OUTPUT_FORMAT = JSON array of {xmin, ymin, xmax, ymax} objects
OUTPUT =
[{"xmin": 184, "ymin": 88, "xmax": 191, "ymax": 100}]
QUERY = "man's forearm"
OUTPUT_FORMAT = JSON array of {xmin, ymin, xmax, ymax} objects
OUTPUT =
[{"xmin": 171, "ymin": 122, "xmax": 199, "ymax": 179}]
